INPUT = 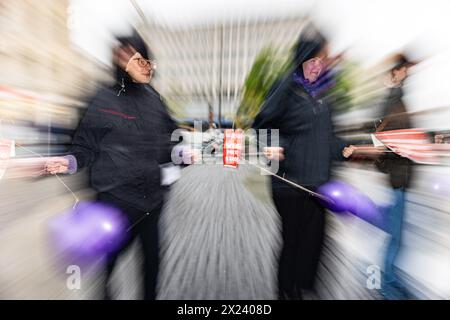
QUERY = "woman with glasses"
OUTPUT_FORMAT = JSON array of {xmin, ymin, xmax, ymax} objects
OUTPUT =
[{"xmin": 44, "ymin": 31, "xmax": 180, "ymax": 300}]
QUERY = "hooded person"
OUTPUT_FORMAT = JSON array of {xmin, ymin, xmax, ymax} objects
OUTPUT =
[
  {"xmin": 253, "ymin": 24, "xmax": 355, "ymax": 299},
  {"xmin": 44, "ymin": 30, "xmax": 181, "ymax": 299}
]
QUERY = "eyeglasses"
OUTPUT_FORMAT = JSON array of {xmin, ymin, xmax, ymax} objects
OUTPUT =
[{"xmin": 133, "ymin": 57, "xmax": 157, "ymax": 69}]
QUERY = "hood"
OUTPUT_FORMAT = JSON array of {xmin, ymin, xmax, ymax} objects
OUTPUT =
[{"xmin": 292, "ymin": 25, "xmax": 327, "ymax": 77}]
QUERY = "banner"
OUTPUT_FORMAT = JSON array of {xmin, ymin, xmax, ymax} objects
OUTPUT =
[{"xmin": 223, "ymin": 129, "xmax": 243, "ymax": 168}]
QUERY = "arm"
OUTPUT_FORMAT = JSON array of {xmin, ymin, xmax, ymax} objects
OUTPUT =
[
  {"xmin": 158, "ymin": 103, "xmax": 200, "ymax": 165},
  {"xmin": 45, "ymin": 97, "xmax": 111, "ymax": 174},
  {"xmin": 252, "ymin": 80, "xmax": 289, "ymax": 161},
  {"xmin": 159, "ymin": 106, "xmax": 183, "ymax": 165},
  {"xmin": 70, "ymin": 99, "xmax": 112, "ymax": 170},
  {"xmin": 330, "ymin": 135, "xmax": 350, "ymax": 161}
]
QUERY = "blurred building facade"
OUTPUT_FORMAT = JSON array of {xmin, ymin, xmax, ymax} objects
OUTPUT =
[
  {"xmin": 0, "ymin": 0, "xmax": 108, "ymax": 131},
  {"xmin": 141, "ymin": 16, "xmax": 307, "ymax": 120}
]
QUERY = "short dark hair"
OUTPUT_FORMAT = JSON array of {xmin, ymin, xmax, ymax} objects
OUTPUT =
[
  {"xmin": 115, "ymin": 30, "xmax": 153, "ymax": 60},
  {"xmin": 391, "ymin": 53, "xmax": 416, "ymax": 72}
]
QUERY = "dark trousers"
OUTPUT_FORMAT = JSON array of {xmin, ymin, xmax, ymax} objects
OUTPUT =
[
  {"xmin": 97, "ymin": 192, "xmax": 161, "ymax": 300},
  {"xmin": 272, "ymin": 185, "xmax": 325, "ymax": 298}
]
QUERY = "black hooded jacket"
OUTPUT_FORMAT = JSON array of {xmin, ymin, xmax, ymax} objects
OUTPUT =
[
  {"xmin": 253, "ymin": 28, "xmax": 347, "ymax": 188},
  {"xmin": 70, "ymin": 33, "xmax": 178, "ymax": 212}
]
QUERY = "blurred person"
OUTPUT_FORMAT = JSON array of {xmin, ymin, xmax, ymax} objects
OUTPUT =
[
  {"xmin": 434, "ymin": 133, "xmax": 450, "ymax": 144},
  {"xmin": 252, "ymin": 26, "xmax": 356, "ymax": 300},
  {"xmin": 44, "ymin": 31, "xmax": 183, "ymax": 300},
  {"xmin": 374, "ymin": 54, "xmax": 417, "ymax": 300}
]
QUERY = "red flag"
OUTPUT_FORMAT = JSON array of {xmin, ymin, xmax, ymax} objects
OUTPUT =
[{"xmin": 374, "ymin": 128, "xmax": 439, "ymax": 164}]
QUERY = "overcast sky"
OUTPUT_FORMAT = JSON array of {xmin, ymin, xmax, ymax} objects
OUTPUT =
[
  {"xmin": 69, "ymin": 0, "xmax": 450, "ymax": 64},
  {"xmin": 68, "ymin": 0, "xmax": 450, "ymax": 111}
]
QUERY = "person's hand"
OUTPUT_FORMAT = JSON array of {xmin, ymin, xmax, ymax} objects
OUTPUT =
[
  {"xmin": 45, "ymin": 157, "xmax": 69, "ymax": 174},
  {"xmin": 182, "ymin": 147, "xmax": 201, "ymax": 164},
  {"xmin": 342, "ymin": 145, "xmax": 356, "ymax": 158},
  {"xmin": 435, "ymin": 134, "xmax": 444, "ymax": 144},
  {"xmin": 263, "ymin": 147, "xmax": 284, "ymax": 161}
]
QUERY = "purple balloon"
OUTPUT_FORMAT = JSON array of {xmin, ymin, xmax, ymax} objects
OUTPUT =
[
  {"xmin": 348, "ymin": 192, "xmax": 382, "ymax": 227},
  {"xmin": 317, "ymin": 181, "xmax": 358, "ymax": 213},
  {"xmin": 48, "ymin": 201, "xmax": 129, "ymax": 266},
  {"xmin": 430, "ymin": 176, "xmax": 450, "ymax": 197},
  {"xmin": 318, "ymin": 180, "xmax": 384, "ymax": 228}
]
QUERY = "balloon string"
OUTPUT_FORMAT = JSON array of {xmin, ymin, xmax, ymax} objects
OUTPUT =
[
  {"xmin": 54, "ymin": 174, "xmax": 79, "ymax": 209},
  {"xmin": 126, "ymin": 212, "xmax": 150, "ymax": 233},
  {"xmin": 239, "ymin": 157, "xmax": 334, "ymax": 204},
  {"xmin": 222, "ymin": 134, "xmax": 334, "ymax": 203}
]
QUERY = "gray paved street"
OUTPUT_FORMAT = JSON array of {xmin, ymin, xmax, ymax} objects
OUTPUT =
[{"xmin": 0, "ymin": 162, "xmax": 448, "ymax": 299}]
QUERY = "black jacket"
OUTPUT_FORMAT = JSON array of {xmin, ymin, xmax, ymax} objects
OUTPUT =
[
  {"xmin": 70, "ymin": 82, "xmax": 178, "ymax": 212},
  {"xmin": 253, "ymin": 76, "xmax": 347, "ymax": 188},
  {"xmin": 375, "ymin": 86, "xmax": 414, "ymax": 189}
]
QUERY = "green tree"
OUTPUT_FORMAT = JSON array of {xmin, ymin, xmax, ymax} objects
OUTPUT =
[{"xmin": 235, "ymin": 46, "xmax": 291, "ymax": 128}]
